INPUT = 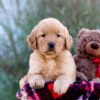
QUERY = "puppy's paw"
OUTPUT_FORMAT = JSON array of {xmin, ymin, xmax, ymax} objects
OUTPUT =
[
  {"xmin": 91, "ymin": 78, "xmax": 100, "ymax": 83},
  {"xmin": 28, "ymin": 78, "xmax": 45, "ymax": 89},
  {"xmin": 54, "ymin": 79, "xmax": 70, "ymax": 95},
  {"xmin": 19, "ymin": 78, "xmax": 25, "ymax": 89}
]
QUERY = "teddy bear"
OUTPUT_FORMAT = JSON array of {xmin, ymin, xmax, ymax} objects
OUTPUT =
[{"xmin": 74, "ymin": 28, "xmax": 100, "ymax": 82}]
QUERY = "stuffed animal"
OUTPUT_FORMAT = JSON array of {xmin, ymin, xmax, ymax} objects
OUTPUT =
[{"xmin": 74, "ymin": 28, "xmax": 100, "ymax": 82}]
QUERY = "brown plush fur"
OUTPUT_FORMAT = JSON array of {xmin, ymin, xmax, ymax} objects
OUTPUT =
[{"xmin": 74, "ymin": 28, "xmax": 100, "ymax": 82}]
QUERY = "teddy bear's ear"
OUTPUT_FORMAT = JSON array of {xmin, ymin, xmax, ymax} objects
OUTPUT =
[
  {"xmin": 26, "ymin": 26, "xmax": 38, "ymax": 49},
  {"xmin": 77, "ymin": 28, "xmax": 89, "ymax": 39}
]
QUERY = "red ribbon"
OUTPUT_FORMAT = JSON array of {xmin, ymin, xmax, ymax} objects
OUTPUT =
[{"xmin": 92, "ymin": 58, "xmax": 100, "ymax": 78}]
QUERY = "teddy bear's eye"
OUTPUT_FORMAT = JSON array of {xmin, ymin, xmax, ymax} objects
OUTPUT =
[
  {"xmin": 57, "ymin": 34, "xmax": 61, "ymax": 37},
  {"xmin": 41, "ymin": 34, "xmax": 46, "ymax": 37}
]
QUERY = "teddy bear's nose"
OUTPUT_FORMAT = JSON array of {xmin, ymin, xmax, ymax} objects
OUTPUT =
[{"xmin": 91, "ymin": 43, "xmax": 99, "ymax": 49}]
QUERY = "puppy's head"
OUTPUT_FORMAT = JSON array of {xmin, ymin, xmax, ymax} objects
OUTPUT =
[{"xmin": 27, "ymin": 18, "xmax": 73, "ymax": 58}]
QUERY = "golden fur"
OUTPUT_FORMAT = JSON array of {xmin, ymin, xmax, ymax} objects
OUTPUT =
[{"xmin": 19, "ymin": 18, "xmax": 76, "ymax": 94}]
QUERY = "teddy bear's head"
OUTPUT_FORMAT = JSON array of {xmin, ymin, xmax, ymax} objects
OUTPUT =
[{"xmin": 76, "ymin": 28, "xmax": 100, "ymax": 57}]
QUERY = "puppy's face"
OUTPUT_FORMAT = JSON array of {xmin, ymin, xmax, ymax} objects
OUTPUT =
[
  {"xmin": 37, "ymin": 32, "xmax": 65, "ymax": 57},
  {"xmin": 27, "ymin": 18, "xmax": 73, "ymax": 58}
]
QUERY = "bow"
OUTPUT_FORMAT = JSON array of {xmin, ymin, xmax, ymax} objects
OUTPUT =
[{"xmin": 92, "ymin": 58, "xmax": 100, "ymax": 78}]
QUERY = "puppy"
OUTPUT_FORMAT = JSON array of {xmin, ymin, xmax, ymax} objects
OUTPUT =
[{"xmin": 19, "ymin": 18, "xmax": 76, "ymax": 94}]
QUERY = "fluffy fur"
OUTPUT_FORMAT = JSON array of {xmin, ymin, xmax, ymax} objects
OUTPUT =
[
  {"xmin": 74, "ymin": 28, "xmax": 100, "ymax": 82},
  {"xmin": 19, "ymin": 18, "xmax": 76, "ymax": 94}
]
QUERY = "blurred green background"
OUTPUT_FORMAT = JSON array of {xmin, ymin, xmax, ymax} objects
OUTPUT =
[{"xmin": 0, "ymin": 0, "xmax": 100, "ymax": 99}]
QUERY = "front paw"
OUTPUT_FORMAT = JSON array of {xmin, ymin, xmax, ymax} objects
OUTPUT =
[
  {"xmin": 54, "ymin": 79, "xmax": 70, "ymax": 95},
  {"xmin": 19, "ymin": 78, "xmax": 25, "ymax": 89},
  {"xmin": 28, "ymin": 78, "xmax": 45, "ymax": 89},
  {"xmin": 91, "ymin": 78, "xmax": 100, "ymax": 83}
]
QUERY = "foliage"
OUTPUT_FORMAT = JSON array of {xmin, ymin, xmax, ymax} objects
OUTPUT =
[{"xmin": 0, "ymin": 0, "xmax": 100, "ymax": 99}]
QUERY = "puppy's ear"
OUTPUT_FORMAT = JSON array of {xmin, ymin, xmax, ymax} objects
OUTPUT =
[
  {"xmin": 65, "ymin": 28, "xmax": 73, "ymax": 50},
  {"xmin": 65, "ymin": 35, "xmax": 73, "ymax": 50},
  {"xmin": 78, "ymin": 28, "xmax": 89, "ymax": 39},
  {"xmin": 27, "ymin": 26, "xmax": 37, "ymax": 49}
]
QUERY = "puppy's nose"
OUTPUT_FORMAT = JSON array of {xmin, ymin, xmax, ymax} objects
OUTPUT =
[
  {"xmin": 48, "ymin": 42, "xmax": 55, "ymax": 49},
  {"xmin": 91, "ymin": 43, "xmax": 99, "ymax": 49}
]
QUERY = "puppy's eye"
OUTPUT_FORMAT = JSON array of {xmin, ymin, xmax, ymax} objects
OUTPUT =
[
  {"xmin": 57, "ymin": 34, "xmax": 61, "ymax": 37},
  {"xmin": 41, "ymin": 34, "xmax": 46, "ymax": 37}
]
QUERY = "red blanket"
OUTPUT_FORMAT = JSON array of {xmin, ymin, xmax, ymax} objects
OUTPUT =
[{"xmin": 16, "ymin": 81, "xmax": 100, "ymax": 100}]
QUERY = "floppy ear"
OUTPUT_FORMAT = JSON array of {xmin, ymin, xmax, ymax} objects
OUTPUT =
[
  {"xmin": 65, "ymin": 35, "xmax": 73, "ymax": 50},
  {"xmin": 77, "ymin": 28, "xmax": 89, "ymax": 39},
  {"xmin": 26, "ymin": 26, "xmax": 37, "ymax": 49},
  {"xmin": 64, "ymin": 27, "xmax": 73, "ymax": 50}
]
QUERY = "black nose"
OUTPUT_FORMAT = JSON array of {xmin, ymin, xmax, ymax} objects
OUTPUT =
[
  {"xmin": 91, "ymin": 43, "xmax": 99, "ymax": 49},
  {"xmin": 48, "ymin": 42, "xmax": 55, "ymax": 49}
]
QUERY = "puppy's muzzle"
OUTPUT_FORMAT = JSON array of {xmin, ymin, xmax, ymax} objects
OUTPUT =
[{"xmin": 48, "ymin": 42, "xmax": 55, "ymax": 50}]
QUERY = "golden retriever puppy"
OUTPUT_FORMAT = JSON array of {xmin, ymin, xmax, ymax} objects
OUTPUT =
[{"xmin": 19, "ymin": 18, "xmax": 76, "ymax": 94}]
